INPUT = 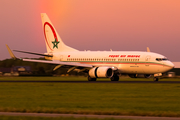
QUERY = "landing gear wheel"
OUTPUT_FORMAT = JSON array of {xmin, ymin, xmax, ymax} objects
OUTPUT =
[
  {"xmin": 88, "ymin": 76, "xmax": 96, "ymax": 81},
  {"xmin": 111, "ymin": 75, "xmax": 119, "ymax": 81},
  {"xmin": 153, "ymin": 77, "xmax": 159, "ymax": 82}
]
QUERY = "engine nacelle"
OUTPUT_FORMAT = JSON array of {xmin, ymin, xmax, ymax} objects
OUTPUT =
[
  {"xmin": 88, "ymin": 67, "xmax": 114, "ymax": 78},
  {"xmin": 128, "ymin": 74, "xmax": 152, "ymax": 78}
]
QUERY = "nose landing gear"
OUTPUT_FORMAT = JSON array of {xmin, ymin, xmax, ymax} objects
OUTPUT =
[{"xmin": 153, "ymin": 73, "xmax": 162, "ymax": 81}]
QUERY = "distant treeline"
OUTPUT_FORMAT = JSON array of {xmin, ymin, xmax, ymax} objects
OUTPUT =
[{"xmin": 0, "ymin": 58, "xmax": 85, "ymax": 76}]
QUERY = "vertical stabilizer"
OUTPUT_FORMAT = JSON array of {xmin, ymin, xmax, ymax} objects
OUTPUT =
[{"xmin": 41, "ymin": 13, "xmax": 78, "ymax": 53}]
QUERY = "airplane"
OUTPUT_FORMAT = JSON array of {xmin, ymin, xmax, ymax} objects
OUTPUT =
[{"xmin": 6, "ymin": 13, "xmax": 174, "ymax": 81}]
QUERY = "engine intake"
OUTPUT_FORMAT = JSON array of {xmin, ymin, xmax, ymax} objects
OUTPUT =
[{"xmin": 89, "ymin": 67, "xmax": 114, "ymax": 78}]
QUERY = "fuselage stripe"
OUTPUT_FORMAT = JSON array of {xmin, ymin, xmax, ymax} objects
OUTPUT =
[{"xmin": 65, "ymin": 61, "xmax": 171, "ymax": 68}]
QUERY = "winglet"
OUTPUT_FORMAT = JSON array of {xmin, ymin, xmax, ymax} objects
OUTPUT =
[
  {"xmin": 147, "ymin": 47, "xmax": 150, "ymax": 52},
  {"xmin": 6, "ymin": 45, "xmax": 16, "ymax": 59}
]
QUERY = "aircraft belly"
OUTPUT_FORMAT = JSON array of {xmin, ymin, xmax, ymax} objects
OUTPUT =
[
  {"xmin": 90, "ymin": 63, "xmax": 118, "ymax": 68},
  {"xmin": 118, "ymin": 63, "xmax": 144, "ymax": 74},
  {"xmin": 143, "ymin": 64, "xmax": 163, "ymax": 74}
]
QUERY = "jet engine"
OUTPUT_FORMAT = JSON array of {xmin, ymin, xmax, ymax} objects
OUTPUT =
[
  {"xmin": 128, "ymin": 74, "xmax": 152, "ymax": 78},
  {"xmin": 88, "ymin": 67, "xmax": 114, "ymax": 78}
]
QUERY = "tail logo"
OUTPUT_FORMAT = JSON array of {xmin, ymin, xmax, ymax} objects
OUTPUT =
[
  {"xmin": 44, "ymin": 22, "xmax": 59, "ymax": 51},
  {"xmin": 52, "ymin": 38, "xmax": 59, "ymax": 49}
]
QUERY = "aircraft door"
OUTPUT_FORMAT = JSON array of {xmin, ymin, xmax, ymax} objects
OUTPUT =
[
  {"xmin": 60, "ymin": 55, "xmax": 63, "ymax": 61},
  {"xmin": 143, "ymin": 55, "xmax": 152, "ymax": 74},
  {"xmin": 145, "ymin": 56, "xmax": 151, "ymax": 66}
]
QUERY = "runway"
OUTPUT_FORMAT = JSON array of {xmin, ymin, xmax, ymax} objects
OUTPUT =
[
  {"xmin": 1, "ymin": 80, "xmax": 180, "ymax": 83},
  {"xmin": 1, "ymin": 112, "xmax": 180, "ymax": 120}
]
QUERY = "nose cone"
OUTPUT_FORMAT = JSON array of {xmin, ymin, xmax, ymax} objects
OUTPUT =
[
  {"xmin": 168, "ymin": 61, "xmax": 174, "ymax": 70},
  {"xmin": 160, "ymin": 61, "xmax": 174, "ymax": 73}
]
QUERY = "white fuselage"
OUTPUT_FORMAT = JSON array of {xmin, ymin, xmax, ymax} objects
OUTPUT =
[{"xmin": 52, "ymin": 51, "xmax": 174, "ymax": 74}]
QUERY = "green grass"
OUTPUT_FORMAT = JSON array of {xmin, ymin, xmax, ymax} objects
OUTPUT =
[
  {"xmin": 0, "ymin": 77, "xmax": 180, "ymax": 117},
  {"xmin": 0, "ymin": 76, "xmax": 180, "ymax": 81},
  {"xmin": 0, "ymin": 76, "xmax": 118, "ymax": 81},
  {"xmin": 0, "ymin": 116, "xmax": 130, "ymax": 120},
  {"xmin": 0, "ymin": 76, "xmax": 88, "ymax": 81}
]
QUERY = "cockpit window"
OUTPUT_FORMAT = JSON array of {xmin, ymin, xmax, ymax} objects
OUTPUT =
[{"xmin": 156, "ymin": 58, "xmax": 168, "ymax": 61}]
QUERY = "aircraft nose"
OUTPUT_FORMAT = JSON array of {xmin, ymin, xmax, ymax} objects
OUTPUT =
[{"xmin": 168, "ymin": 62, "xmax": 174, "ymax": 69}]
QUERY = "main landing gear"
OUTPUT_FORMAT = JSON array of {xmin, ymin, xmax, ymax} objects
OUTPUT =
[
  {"xmin": 110, "ymin": 74, "xmax": 119, "ymax": 81},
  {"xmin": 88, "ymin": 76, "xmax": 97, "ymax": 81},
  {"xmin": 153, "ymin": 77, "xmax": 159, "ymax": 82},
  {"xmin": 88, "ymin": 74, "xmax": 120, "ymax": 81}
]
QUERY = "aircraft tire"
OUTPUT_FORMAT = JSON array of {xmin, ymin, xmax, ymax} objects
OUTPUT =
[
  {"xmin": 111, "ymin": 75, "xmax": 119, "ymax": 81},
  {"xmin": 153, "ymin": 77, "xmax": 159, "ymax": 82},
  {"xmin": 88, "ymin": 76, "xmax": 96, "ymax": 81}
]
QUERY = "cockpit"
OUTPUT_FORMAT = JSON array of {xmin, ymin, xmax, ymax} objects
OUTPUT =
[{"xmin": 156, "ymin": 58, "xmax": 168, "ymax": 61}]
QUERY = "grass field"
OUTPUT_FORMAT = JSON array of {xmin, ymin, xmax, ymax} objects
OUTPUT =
[
  {"xmin": 0, "ymin": 116, "xmax": 129, "ymax": 120},
  {"xmin": 0, "ymin": 76, "xmax": 180, "ymax": 118},
  {"xmin": 0, "ymin": 76, "xmax": 180, "ymax": 81}
]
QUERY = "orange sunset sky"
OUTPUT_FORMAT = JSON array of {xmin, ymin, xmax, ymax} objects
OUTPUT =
[{"xmin": 1, "ymin": 0, "xmax": 180, "ymax": 61}]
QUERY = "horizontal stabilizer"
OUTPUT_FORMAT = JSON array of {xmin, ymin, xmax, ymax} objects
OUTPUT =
[{"xmin": 13, "ymin": 50, "xmax": 53, "ymax": 57}]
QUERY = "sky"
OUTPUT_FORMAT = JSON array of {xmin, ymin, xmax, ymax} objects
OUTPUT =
[{"xmin": 1, "ymin": 0, "xmax": 180, "ymax": 61}]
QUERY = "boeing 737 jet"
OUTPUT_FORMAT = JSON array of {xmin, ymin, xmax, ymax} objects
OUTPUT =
[{"xmin": 6, "ymin": 13, "xmax": 174, "ymax": 81}]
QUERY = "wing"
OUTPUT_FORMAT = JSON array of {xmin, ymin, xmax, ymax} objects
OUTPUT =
[
  {"xmin": 6, "ymin": 45, "xmax": 93, "ymax": 72},
  {"xmin": 6, "ymin": 45, "xmax": 16, "ymax": 60},
  {"xmin": 23, "ymin": 58, "xmax": 93, "ymax": 68}
]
